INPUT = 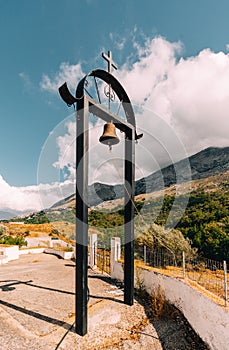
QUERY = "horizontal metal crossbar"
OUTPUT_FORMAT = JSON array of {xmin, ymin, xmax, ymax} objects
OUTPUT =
[{"xmin": 86, "ymin": 95, "xmax": 135, "ymax": 136}]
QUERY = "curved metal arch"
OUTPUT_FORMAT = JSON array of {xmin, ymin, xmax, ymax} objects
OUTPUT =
[{"xmin": 75, "ymin": 69, "xmax": 136, "ymax": 129}]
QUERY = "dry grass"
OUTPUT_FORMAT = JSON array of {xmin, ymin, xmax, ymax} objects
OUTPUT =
[
  {"xmin": 134, "ymin": 260, "xmax": 228, "ymax": 307},
  {"xmin": 4, "ymin": 221, "xmax": 76, "ymax": 237},
  {"xmin": 3, "ymin": 222, "xmax": 75, "ymax": 246},
  {"xmin": 4, "ymin": 222, "xmax": 54, "ymax": 235},
  {"xmin": 135, "ymin": 269, "xmax": 176, "ymax": 320},
  {"xmin": 48, "ymin": 221, "xmax": 75, "ymax": 236}
]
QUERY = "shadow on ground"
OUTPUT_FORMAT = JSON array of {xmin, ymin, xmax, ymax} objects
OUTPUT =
[
  {"xmin": 134, "ymin": 288, "xmax": 210, "ymax": 350},
  {"xmin": 88, "ymin": 272, "xmax": 210, "ymax": 350}
]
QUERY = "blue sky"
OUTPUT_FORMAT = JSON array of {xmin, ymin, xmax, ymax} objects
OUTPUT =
[{"xmin": 0, "ymin": 0, "xmax": 229, "ymax": 212}]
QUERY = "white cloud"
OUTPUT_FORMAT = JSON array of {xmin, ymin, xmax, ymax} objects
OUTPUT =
[
  {"xmin": 41, "ymin": 35, "xmax": 229, "ymax": 190},
  {"xmin": 40, "ymin": 62, "xmax": 84, "ymax": 93},
  {"xmin": 117, "ymin": 36, "xmax": 229, "ymax": 156},
  {"xmin": 53, "ymin": 120, "xmax": 76, "ymax": 171},
  {"xmin": 19, "ymin": 72, "xmax": 33, "ymax": 88},
  {"xmin": 117, "ymin": 36, "xmax": 183, "ymax": 107},
  {"xmin": 0, "ymin": 175, "xmax": 42, "ymax": 212},
  {"xmin": 163, "ymin": 49, "xmax": 229, "ymax": 152},
  {"xmin": 37, "ymin": 180, "xmax": 75, "ymax": 209},
  {"xmin": 38, "ymin": 35, "xmax": 229, "ymax": 161},
  {"xmin": 51, "ymin": 117, "xmax": 126, "ymax": 185},
  {"xmin": 109, "ymin": 32, "xmax": 126, "ymax": 51},
  {"xmin": 50, "ymin": 112, "xmax": 187, "ymax": 190},
  {"xmin": 0, "ymin": 174, "xmax": 74, "ymax": 213},
  {"xmin": 1, "ymin": 35, "xmax": 229, "ymax": 213}
]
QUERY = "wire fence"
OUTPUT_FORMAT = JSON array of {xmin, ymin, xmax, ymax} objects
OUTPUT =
[
  {"xmin": 95, "ymin": 248, "xmax": 111, "ymax": 275},
  {"xmin": 92, "ymin": 243, "xmax": 228, "ymax": 307},
  {"xmin": 135, "ymin": 245, "xmax": 228, "ymax": 307}
]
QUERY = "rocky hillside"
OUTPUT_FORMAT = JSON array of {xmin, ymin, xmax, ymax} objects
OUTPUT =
[
  {"xmin": 52, "ymin": 146, "xmax": 229, "ymax": 208},
  {"xmin": 2, "ymin": 146, "xmax": 228, "ymax": 222},
  {"xmin": 2, "ymin": 147, "xmax": 228, "ymax": 261}
]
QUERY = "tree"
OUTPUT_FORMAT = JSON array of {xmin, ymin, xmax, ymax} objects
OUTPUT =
[
  {"xmin": 201, "ymin": 222, "xmax": 229, "ymax": 260},
  {"xmin": 0, "ymin": 234, "xmax": 27, "ymax": 248},
  {"xmin": 24, "ymin": 230, "xmax": 30, "ymax": 237},
  {"xmin": 135, "ymin": 223, "xmax": 196, "ymax": 261}
]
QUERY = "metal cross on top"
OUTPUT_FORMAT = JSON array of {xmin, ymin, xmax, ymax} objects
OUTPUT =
[{"xmin": 102, "ymin": 50, "xmax": 118, "ymax": 73}]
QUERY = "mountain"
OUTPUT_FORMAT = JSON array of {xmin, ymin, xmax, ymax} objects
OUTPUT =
[
  {"xmin": 0, "ymin": 210, "xmax": 28, "ymax": 220},
  {"xmin": 52, "ymin": 146, "xmax": 229, "ymax": 208},
  {"xmin": 139, "ymin": 146, "xmax": 229, "ymax": 194},
  {"xmin": 2, "ymin": 146, "xmax": 228, "ymax": 222}
]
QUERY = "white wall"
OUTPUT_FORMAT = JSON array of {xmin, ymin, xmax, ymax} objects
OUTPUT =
[
  {"xmin": 44, "ymin": 248, "xmax": 74, "ymax": 260},
  {"xmin": 111, "ymin": 262, "xmax": 229, "ymax": 350},
  {"xmin": 25, "ymin": 237, "xmax": 71, "ymax": 249},
  {"xmin": 0, "ymin": 245, "xmax": 19, "ymax": 261},
  {"xmin": 0, "ymin": 253, "xmax": 8, "ymax": 264},
  {"xmin": 19, "ymin": 248, "xmax": 45, "ymax": 255},
  {"xmin": 25, "ymin": 237, "xmax": 51, "ymax": 248}
]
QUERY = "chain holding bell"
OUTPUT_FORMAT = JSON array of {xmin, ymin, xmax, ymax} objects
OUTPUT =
[{"xmin": 99, "ymin": 122, "xmax": 120, "ymax": 149}]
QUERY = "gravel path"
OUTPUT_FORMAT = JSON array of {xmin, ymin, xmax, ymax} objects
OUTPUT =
[{"xmin": 0, "ymin": 253, "xmax": 209, "ymax": 349}]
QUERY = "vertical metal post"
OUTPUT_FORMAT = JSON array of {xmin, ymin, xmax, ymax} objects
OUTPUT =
[
  {"xmin": 59, "ymin": 67, "xmax": 139, "ymax": 336},
  {"xmin": 124, "ymin": 128, "xmax": 135, "ymax": 305},
  {"xmin": 75, "ymin": 95, "xmax": 89, "ymax": 336},
  {"xmin": 223, "ymin": 260, "xmax": 228, "ymax": 308}
]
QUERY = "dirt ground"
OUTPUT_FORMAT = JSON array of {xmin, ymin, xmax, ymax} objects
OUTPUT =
[{"xmin": 0, "ymin": 253, "xmax": 209, "ymax": 349}]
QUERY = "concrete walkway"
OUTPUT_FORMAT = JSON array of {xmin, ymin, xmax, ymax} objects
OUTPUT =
[
  {"xmin": 0, "ymin": 253, "xmax": 162, "ymax": 349},
  {"xmin": 0, "ymin": 253, "xmax": 209, "ymax": 349}
]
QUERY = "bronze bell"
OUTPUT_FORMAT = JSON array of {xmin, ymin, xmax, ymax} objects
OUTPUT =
[{"xmin": 99, "ymin": 122, "xmax": 120, "ymax": 148}]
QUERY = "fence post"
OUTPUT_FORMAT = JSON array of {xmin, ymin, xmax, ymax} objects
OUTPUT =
[
  {"xmin": 144, "ymin": 245, "xmax": 147, "ymax": 266},
  {"xmin": 89, "ymin": 233, "xmax": 97, "ymax": 269},
  {"xmin": 182, "ymin": 251, "xmax": 186, "ymax": 278},
  {"xmin": 111, "ymin": 237, "xmax": 121, "ymax": 274},
  {"xmin": 223, "ymin": 260, "xmax": 228, "ymax": 307}
]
